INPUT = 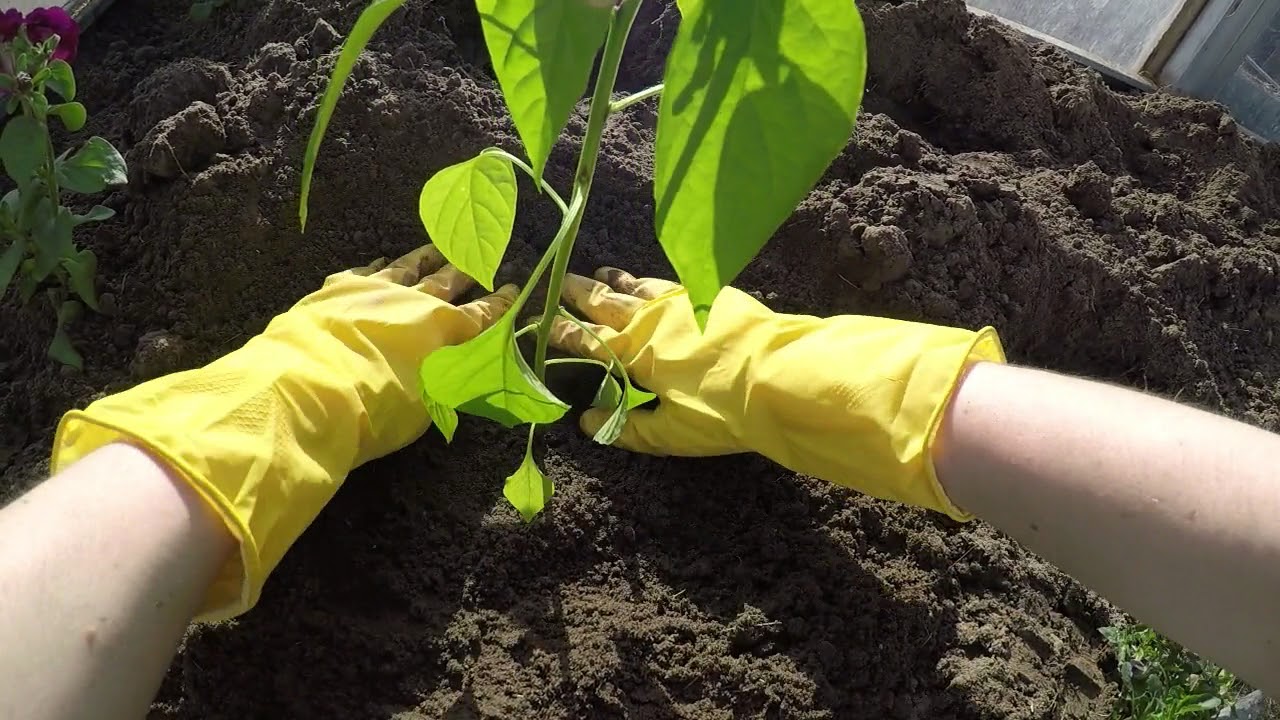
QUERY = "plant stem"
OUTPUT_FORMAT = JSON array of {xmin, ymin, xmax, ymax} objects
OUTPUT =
[
  {"xmin": 21, "ymin": 96, "xmax": 61, "ymax": 214},
  {"xmin": 510, "ymin": 203, "xmax": 580, "ymax": 318},
  {"xmin": 532, "ymin": 0, "xmax": 643, "ymax": 376},
  {"xmin": 481, "ymin": 147, "xmax": 569, "ymax": 216},
  {"xmin": 609, "ymin": 83, "xmax": 663, "ymax": 114}
]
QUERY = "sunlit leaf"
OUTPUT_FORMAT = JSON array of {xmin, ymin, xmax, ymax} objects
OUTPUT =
[
  {"xmin": 0, "ymin": 115, "xmax": 45, "ymax": 190},
  {"xmin": 475, "ymin": 0, "xmax": 612, "ymax": 179},
  {"xmin": 56, "ymin": 137, "xmax": 127, "ymax": 194},
  {"xmin": 590, "ymin": 370, "xmax": 655, "ymax": 446},
  {"xmin": 45, "ymin": 60, "xmax": 75, "ymax": 101},
  {"xmin": 420, "ymin": 315, "xmax": 568, "ymax": 429},
  {"xmin": 425, "ymin": 397, "xmax": 459, "ymax": 443},
  {"xmin": 419, "ymin": 153, "xmax": 517, "ymax": 291},
  {"xmin": 299, "ymin": 0, "xmax": 404, "ymax": 230},
  {"xmin": 50, "ymin": 102, "xmax": 86, "ymax": 132},
  {"xmin": 504, "ymin": 425, "xmax": 552, "ymax": 522},
  {"xmin": 654, "ymin": 0, "xmax": 866, "ymax": 326}
]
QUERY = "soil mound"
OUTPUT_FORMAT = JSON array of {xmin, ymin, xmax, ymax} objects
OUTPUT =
[{"xmin": 4, "ymin": 0, "xmax": 1277, "ymax": 717}]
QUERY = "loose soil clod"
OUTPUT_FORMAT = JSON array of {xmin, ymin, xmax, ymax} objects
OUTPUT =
[{"xmin": 3, "ymin": 0, "xmax": 1278, "ymax": 717}]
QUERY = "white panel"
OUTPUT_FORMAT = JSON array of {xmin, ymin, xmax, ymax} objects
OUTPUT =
[{"xmin": 968, "ymin": 0, "xmax": 1186, "ymax": 73}]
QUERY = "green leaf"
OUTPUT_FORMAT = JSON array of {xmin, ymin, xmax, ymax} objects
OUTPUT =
[
  {"xmin": 425, "ymin": 397, "xmax": 459, "ymax": 443},
  {"xmin": 57, "ymin": 137, "xmax": 128, "ymax": 194},
  {"xmin": 62, "ymin": 249, "xmax": 98, "ymax": 311},
  {"xmin": 48, "ymin": 300, "xmax": 83, "ymax": 369},
  {"xmin": 28, "ymin": 92, "xmax": 49, "ymax": 120},
  {"xmin": 504, "ymin": 426, "xmax": 552, "ymax": 522},
  {"xmin": 418, "ymin": 154, "xmax": 517, "ymax": 291},
  {"xmin": 420, "ymin": 315, "xmax": 568, "ymax": 428},
  {"xmin": 654, "ymin": 0, "xmax": 866, "ymax": 326},
  {"xmin": 590, "ymin": 372, "xmax": 656, "ymax": 446},
  {"xmin": 46, "ymin": 60, "xmax": 76, "ymax": 101},
  {"xmin": 30, "ymin": 201, "xmax": 73, "ymax": 281},
  {"xmin": 50, "ymin": 102, "xmax": 86, "ymax": 132},
  {"xmin": 0, "ymin": 115, "xmax": 46, "ymax": 190},
  {"xmin": 72, "ymin": 205, "xmax": 115, "ymax": 226},
  {"xmin": 299, "ymin": 0, "xmax": 404, "ymax": 230},
  {"xmin": 0, "ymin": 238, "xmax": 27, "ymax": 297},
  {"xmin": 475, "ymin": 0, "xmax": 613, "ymax": 179}
]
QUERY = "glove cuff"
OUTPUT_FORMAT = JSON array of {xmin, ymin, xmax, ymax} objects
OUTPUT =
[
  {"xmin": 51, "ymin": 410, "xmax": 261, "ymax": 622},
  {"xmin": 921, "ymin": 326, "xmax": 1006, "ymax": 521}
]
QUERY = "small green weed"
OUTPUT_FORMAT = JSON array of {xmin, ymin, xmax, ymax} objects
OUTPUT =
[{"xmin": 1102, "ymin": 623, "xmax": 1242, "ymax": 720}]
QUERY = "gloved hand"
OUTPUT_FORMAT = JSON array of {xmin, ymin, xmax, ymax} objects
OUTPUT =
[
  {"xmin": 547, "ymin": 268, "xmax": 1005, "ymax": 520},
  {"xmin": 50, "ymin": 245, "xmax": 516, "ymax": 622}
]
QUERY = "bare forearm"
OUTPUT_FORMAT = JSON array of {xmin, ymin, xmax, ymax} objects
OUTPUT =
[
  {"xmin": 935, "ymin": 362, "xmax": 1280, "ymax": 694},
  {"xmin": 0, "ymin": 443, "xmax": 234, "ymax": 720}
]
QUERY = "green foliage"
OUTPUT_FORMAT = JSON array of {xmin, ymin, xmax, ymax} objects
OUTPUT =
[
  {"xmin": 559, "ymin": 312, "xmax": 656, "ymax": 445},
  {"xmin": 45, "ymin": 60, "xmax": 75, "ymax": 101},
  {"xmin": 0, "ymin": 32, "xmax": 127, "ymax": 366},
  {"xmin": 57, "ymin": 137, "xmax": 128, "ymax": 194},
  {"xmin": 504, "ymin": 426, "xmax": 553, "ymax": 522},
  {"xmin": 1102, "ymin": 624, "xmax": 1241, "ymax": 720},
  {"xmin": 298, "ymin": 0, "xmax": 406, "ymax": 231},
  {"xmin": 420, "ymin": 315, "xmax": 569, "ymax": 429},
  {"xmin": 0, "ymin": 116, "xmax": 46, "ymax": 191},
  {"xmin": 654, "ymin": 0, "xmax": 866, "ymax": 326},
  {"xmin": 475, "ymin": 0, "xmax": 613, "ymax": 180},
  {"xmin": 304, "ymin": 0, "xmax": 868, "ymax": 519},
  {"xmin": 418, "ymin": 154, "xmax": 518, "ymax": 291},
  {"xmin": 49, "ymin": 102, "xmax": 86, "ymax": 132}
]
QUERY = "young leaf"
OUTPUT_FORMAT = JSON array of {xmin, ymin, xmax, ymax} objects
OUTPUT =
[
  {"xmin": 46, "ymin": 60, "xmax": 76, "ymax": 101},
  {"xmin": 425, "ymin": 397, "xmax": 459, "ymax": 443},
  {"xmin": 56, "ymin": 137, "xmax": 128, "ymax": 194},
  {"xmin": 590, "ymin": 372, "xmax": 656, "ymax": 446},
  {"xmin": 0, "ymin": 115, "xmax": 46, "ymax": 189},
  {"xmin": 50, "ymin": 102, "xmax": 87, "ymax": 132},
  {"xmin": 72, "ymin": 205, "xmax": 115, "ymax": 226},
  {"xmin": 48, "ymin": 299, "xmax": 83, "ymax": 369},
  {"xmin": 654, "ymin": 0, "xmax": 867, "ymax": 326},
  {"xmin": 503, "ymin": 426, "xmax": 552, "ymax": 522},
  {"xmin": 475, "ymin": 0, "xmax": 612, "ymax": 179},
  {"xmin": 299, "ymin": 0, "xmax": 404, "ymax": 230},
  {"xmin": 420, "ymin": 315, "xmax": 569, "ymax": 428},
  {"xmin": 418, "ymin": 154, "xmax": 517, "ymax": 291},
  {"xmin": 0, "ymin": 239, "xmax": 27, "ymax": 297},
  {"xmin": 61, "ymin": 248, "xmax": 98, "ymax": 311}
]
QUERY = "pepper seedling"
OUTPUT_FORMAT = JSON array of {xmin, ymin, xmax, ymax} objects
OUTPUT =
[
  {"xmin": 301, "ymin": 0, "xmax": 867, "ymax": 520},
  {"xmin": 0, "ymin": 7, "xmax": 127, "ymax": 368}
]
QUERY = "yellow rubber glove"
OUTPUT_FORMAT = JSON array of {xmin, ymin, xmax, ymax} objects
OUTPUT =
[
  {"xmin": 50, "ymin": 245, "xmax": 517, "ymax": 622},
  {"xmin": 546, "ymin": 268, "xmax": 1005, "ymax": 520}
]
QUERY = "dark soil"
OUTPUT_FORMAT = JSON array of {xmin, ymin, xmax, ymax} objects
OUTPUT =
[{"xmin": 4, "ymin": 0, "xmax": 1279, "ymax": 716}]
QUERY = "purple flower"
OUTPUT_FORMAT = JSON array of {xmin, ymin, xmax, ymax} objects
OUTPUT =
[
  {"xmin": 0, "ymin": 9, "xmax": 23, "ymax": 42},
  {"xmin": 23, "ymin": 7, "xmax": 79, "ymax": 62}
]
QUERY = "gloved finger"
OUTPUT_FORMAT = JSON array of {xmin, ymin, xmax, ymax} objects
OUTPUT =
[
  {"xmin": 415, "ymin": 263, "xmax": 476, "ymax": 302},
  {"xmin": 459, "ymin": 284, "xmax": 519, "ymax": 328},
  {"xmin": 594, "ymin": 266, "xmax": 680, "ymax": 301},
  {"xmin": 374, "ymin": 244, "xmax": 447, "ymax": 286},
  {"xmin": 561, "ymin": 272, "xmax": 645, "ymax": 330},
  {"xmin": 348, "ymin": 257, "xmax": 390, "ymax": 277},
  {"xmin": 544, "ymin": 314, "xmax": 624, "ymax": 365}
]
